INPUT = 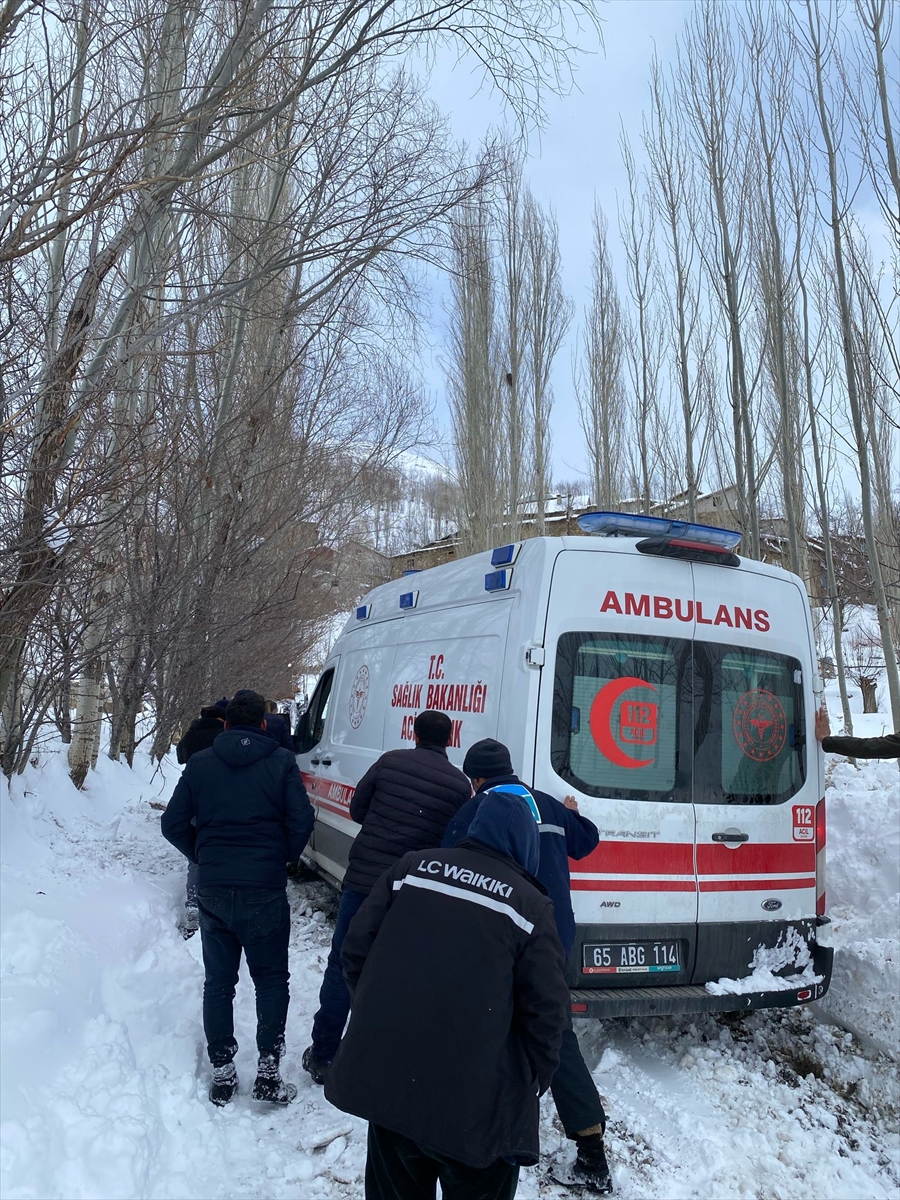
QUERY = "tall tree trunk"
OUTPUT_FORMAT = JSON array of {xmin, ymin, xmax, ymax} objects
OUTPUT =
[{"xmin": 802, "ymin": 0, "xmax": 900, "ymax": 725}]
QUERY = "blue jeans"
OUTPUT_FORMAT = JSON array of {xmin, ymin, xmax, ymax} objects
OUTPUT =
[
  {"xmin": 310, "ymin": 886, "xmax": 367, "ymax": 1061},
  {"xmin": 198, "ymin": 886, "xmax": 291, "ymax": 1066}
]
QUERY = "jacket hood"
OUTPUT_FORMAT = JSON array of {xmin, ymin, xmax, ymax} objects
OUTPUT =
[
  {"xmin": 475, "ymin": 772, "xmax": 519, "ymax": 792},
  {"xmin": 213, "ymin": 726, "xmax": 279, "ymax": 767},
  {"xmin": 193, "ymin": 715, "xmax": 225, "ymax": 732},
  {"xmin": 466, "ymin": 789, "xmax": 540, "ymax": 877}
]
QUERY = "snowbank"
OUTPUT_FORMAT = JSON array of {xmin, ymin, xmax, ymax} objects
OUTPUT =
[
  {"xmin": 816, "ymin": 749, "xmax": 900, "ymax": 1055},
  {"xmin": 1, "ymin": 717, "xmax": 897, "ymax": 1199}
]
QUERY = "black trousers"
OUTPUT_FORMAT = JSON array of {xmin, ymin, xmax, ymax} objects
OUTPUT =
[
  {"xmin": 365, "ymin": 1124, "xmax": 519, "ymax": 1200},
  {"xmin": 197, "ymin": 885, "xmax": 291, "ymax": 1065},
  {"xmin": 550, "ymin": 1026, "xmax": 607, "ymax": 1138}
]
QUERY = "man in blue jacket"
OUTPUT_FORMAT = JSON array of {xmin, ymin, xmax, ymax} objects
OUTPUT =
[
  {"xmin": 443, "ymin": 738, "xmax": 613, "ymax": 1194},
  {"xmin": 162, "ymin": 690, "xmax": 314, "ymax": 1107}
]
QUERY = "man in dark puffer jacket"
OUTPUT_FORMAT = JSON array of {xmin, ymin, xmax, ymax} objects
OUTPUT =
[
  {"xmin": 303, "ymin": 709, "xmax": 471, "ymax": 1084},
  {"xmin": 325, "ymin": 790, "xmax": 569, "ymax": 1199},
  {"xmin": 162, "ymin": 690, "xmax": 314, "ymax": 1107},
  {"xmin": 176, "ymin": 703, "xmax": 226, "ymax": 764},
  {"xmin": 263, "ymin": 698, "xmax": 294, "ymax": 751}
]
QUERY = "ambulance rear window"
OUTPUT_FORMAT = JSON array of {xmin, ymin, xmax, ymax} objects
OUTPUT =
[
  {"xmin": 551, "ymin": 633, "xmax": 690, "ymax": 802},
  {"xmin": 693, "ymin": 643, "xmax": 805, "ymax": 805},
  {"xmin": 551, "ymin": 634, "xmax": 806, "ymax": 805}
]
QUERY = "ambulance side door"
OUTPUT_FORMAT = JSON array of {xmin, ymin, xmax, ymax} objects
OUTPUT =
[
  {"xmin": 305, "ymin": 621, "xmax": 401, "ymax": 882},
  {"xmin": 689, "ymin": 564, "xmax": 818, "ymax": 985}
]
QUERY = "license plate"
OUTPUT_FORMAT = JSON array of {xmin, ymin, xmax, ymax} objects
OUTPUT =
[{"xmin": 582, "ymin": 941, "xmax": 681, "ymax": 975}]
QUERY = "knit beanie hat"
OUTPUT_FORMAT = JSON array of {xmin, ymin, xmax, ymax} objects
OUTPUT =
[{"xmin": 462, "ymin": 738, "xmax": 514, "ymax": 780}]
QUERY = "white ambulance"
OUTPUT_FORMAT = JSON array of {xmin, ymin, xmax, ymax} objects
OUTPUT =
[{"xmin": 295, "ymin": 513, "xmax": 833, "ymax": 1017}]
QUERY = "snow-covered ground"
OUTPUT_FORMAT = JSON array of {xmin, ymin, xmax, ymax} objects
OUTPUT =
[{"xmin": 1, "ymin": 711, "xmax": 897, "ymax": 1199}]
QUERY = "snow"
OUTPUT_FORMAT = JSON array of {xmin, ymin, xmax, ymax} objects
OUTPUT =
[
  {"xmin": 705, "ymin": 924, "xmax": 824, "ymax": 996},
  {"xmin": 1, "ymin": 718, "xmax": 898, "ymax": 1199}
]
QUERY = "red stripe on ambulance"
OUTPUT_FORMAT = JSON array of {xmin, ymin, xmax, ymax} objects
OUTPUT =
[
  {"xmin": 699, "ymin": 877, "xmax": 815, "ymax": 892},
  {"xmin": 301, "ymin": 772, "xmax": 355, "ymax": 813},
  {"xmin": 697, "ymin": 843, "xmax": 815, "ymax": 876},
  {"xmin": 570, "ymin": 842, "xmax": 694, "ymax": 876},
  {"xmin": 571, "ymin": 878, "xmax": 696, "ymax": 892}
]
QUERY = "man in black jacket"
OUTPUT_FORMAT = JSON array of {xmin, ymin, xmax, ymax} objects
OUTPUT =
[
  {"xmin": 325, "ymin": 790, "xmax": 570, "ymax": 1200},
  {"xmin": 174, "ymin": 703, "xmax": 226, "ymax": 935},
  {"xmin": 443, "ymin": 738, "xmax": 613, "ymax": 1194},
  {"xmin": 303, "ymin": 709, "xmax": 471, "ymax": 1084},
  {"xmin": 263, "ymin": 698, "xmax": 294, "ymax": 751},
  {"xmin": 816, "ymin": 707, "xmax": 900, "ymax": 758},
  {"xmin": 162, "ymin": 690, "xmax": 314, "ymax": 1106},
  {"xmin": 175, "ymin": 703, "xmax": 226, "ymax": 764}
]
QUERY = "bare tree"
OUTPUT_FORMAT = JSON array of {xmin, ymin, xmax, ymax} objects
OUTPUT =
[
  {"xmin": 576, "ymin": 206, "xmax": 626, "ymax": 511},
  {"xmin": 447, "ymin": 196, "xmax": 503, "ymax": 555},
  {"xmin": 497, "ymin": 152, "xmax": 531, "ymax": 539},
  {"xmin": 1, "ymin": 0, "xmax": 601, "ymax": 774},
  {"xmin": 678, "ymin": 0, "xmax": 762, "ymax": 556},
  {"xmin": 619, "ymin": 132, "xmax": 663, "ymax": 514},
  {"xmin": 645, "ymin": 58, "xmax": 712, "ymax": 521},
  {"xmin": 523, "ymin": 192, "xmax": 572, "ymax": 533},
  {"xmin": 797, "ymin": 0, "xmax": 900, "ymax": 725}
]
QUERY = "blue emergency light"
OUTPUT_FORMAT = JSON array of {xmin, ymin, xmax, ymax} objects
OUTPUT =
[
  {"xmin": 484, "ymin": 569, "xmax": 513, "ymax": 592},
  {"xmin": 355, "ymin": 604, "xmax": 371, "ymax": 620},
  {"xmin": 577, "ymin": 511, "xmax": 741, "ymax": 549},
  {"xmin": 399, "ymin": 590, "xmax": 419, "ymax": 609},
  {"xmin": 490, "ymin": 543, "xmax": 521, "ymax": 567}
]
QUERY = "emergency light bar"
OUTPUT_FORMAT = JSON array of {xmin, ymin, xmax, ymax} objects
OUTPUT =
[
  {"xmin": 577, "ymin": 511, "xmax": 741, "ymax": 549},
  {"xmin": 578, "ymin": 511, "xmax": 741, "ymax": 567}
]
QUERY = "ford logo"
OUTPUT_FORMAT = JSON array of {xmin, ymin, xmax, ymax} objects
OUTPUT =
[{"xmin": 761, "ymin": 898, "xmax": 782, "ymax": 912}]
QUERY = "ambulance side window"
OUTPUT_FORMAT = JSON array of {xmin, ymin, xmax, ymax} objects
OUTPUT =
[
  {"xmin": 296, "ymin": 668, "xmax": 334, "ymax": 754},
  {"xmin": 693, "ymin": 643, "xmax": 805, "ymax": 805},
  {"xmin": 551, "ymin": 633, "xmax": 691, "ymax": 802}
]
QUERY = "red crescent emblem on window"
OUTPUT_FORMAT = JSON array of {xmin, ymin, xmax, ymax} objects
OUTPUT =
[{"xmin": 589, "ymin": 677, "xmax": 658, "ymax": 769}]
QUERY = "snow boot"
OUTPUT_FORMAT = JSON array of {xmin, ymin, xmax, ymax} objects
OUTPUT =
[
  {"xmin": 180, "ymin": 905, "xmax": 200, "ymax": 939},
  {"xmin": 208, "ymin": 1062, "xmax": 237, "ymax": 1106},
  {"xmin": 572, "ymin": 1132, "xmax": 613, "ymax": 1194},
  {"xmin": 301, "ymin": 1045, "xmax": 329, "ymax": 1086},
  {"xmin": 251, "ymin": 1052, "xmax": 297, "ymax": 1104}
]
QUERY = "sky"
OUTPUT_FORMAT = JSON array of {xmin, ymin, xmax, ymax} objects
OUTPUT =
[{"xmin": 415, "ymin": 0, "xmax": 694, "ymax": 484}]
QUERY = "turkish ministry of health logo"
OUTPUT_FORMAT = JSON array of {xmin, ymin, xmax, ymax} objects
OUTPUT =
[
  {"xmin": 349, "ymin": 665, "xmax": 370, "ymax": 729},
  {"xmin": 733, "ymin": 689, "xmax": 787, "ymax": 762}
]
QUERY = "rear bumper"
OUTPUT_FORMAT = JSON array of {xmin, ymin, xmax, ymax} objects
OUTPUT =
[{"xmin": 570, "ymin": 943, "xmax": 833, "ymax": 1019}]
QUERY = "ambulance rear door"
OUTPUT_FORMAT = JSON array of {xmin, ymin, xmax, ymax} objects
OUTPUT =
[
  {"xmin": 534, "ymin": 546, "xmax": 699, "ymax": 989},
  {"xmin": 689, "ymin": 562, "xmax": 819, "ymax": 986}
]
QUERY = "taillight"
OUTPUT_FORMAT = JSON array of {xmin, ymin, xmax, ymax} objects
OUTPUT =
[
  {"xmin": 571, "ymin": 1002, "xmax": 588, "ymax": 1014},
  {"xmin": 816, "ymin": 797, "xmax": 826, "ymax": 916},
  {"xmin": 816, "ymin": 798, "xmax": 826, "ymax": 851}
]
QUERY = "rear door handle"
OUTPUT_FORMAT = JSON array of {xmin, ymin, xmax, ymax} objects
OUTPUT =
[
  {"xmin": 310, "ymin": 757, "xmax": 320, "ymax": 766},
  {"xmin": 712, "ymin": 831, "xmax": 749, "ymax": 843},
  {"xmin": 320, "ymin": 758, "xmax": 332, "ymax": 767}
]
